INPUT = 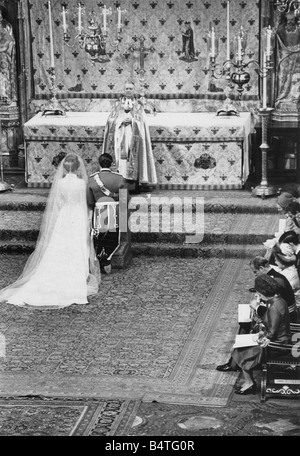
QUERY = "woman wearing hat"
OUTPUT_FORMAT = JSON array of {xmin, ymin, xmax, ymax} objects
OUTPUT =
[
  {"xmin": 277, "ymin": 192, "xmax": 297, "ymax": 212},
  {"xmin": 284, "ymin": 201, "xmax": 300, "ymax": 235},
  {"xmin": 272, "ymin": 243, "xmax": 300, "ymax": 292},
  {"xmin": 232, "ymin": 274, "xmax": 291, "ymax": 395},
  {"xmin": 263, "ymin": 193, "xmax": 300, "ymax": 263}
]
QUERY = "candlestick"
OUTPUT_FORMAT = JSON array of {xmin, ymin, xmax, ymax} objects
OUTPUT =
[
  {"xmin": 237, "ymin": 36, "xmax": 242, "ymax": 61},
  {"xmin": 266, "ymin": 25, "xmax": 271, "ymax": 56},
  {"xmin": 103, "ymin": 5, "xmax": 107, "ymax": 33},
  {"xmin": 211, "ymin": 27, "xmax": 215, "ymax": 57},
  {"xmin": 226, "ymin": 1, "xmax": 230, "ymax": 60},
  {"xmin": 78, "ymin": 4, "xmax": 82, "ymax": 34},
  {"xmin": 252, "ymin": 107, "xmax": 276, "ymax": 198},
  {"xmin": 62, "ymin": 6, "xmax": 67, "ymax": 33},
  {"xmin": 262, "ymin": 52, "xmax": 267, "ymax": 109},
  {"xmin": 48, "ymin": 1, "xmax": 54, "ymax": 67},
  {"xmin": 117, "ymin": 7, "xmax": 121, "ymax": 31}
]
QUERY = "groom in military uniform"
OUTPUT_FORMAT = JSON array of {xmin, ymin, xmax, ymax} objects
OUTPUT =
[{"xmin": 87, "ymin": 153, "xmax": 127, "ymax": 274}]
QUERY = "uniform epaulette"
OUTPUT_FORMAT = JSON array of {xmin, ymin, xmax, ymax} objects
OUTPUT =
[
  {"xmin": 110, "ymin": 170, "xmax": 122, "ymax": 176},
  {"xmin": 89, "ymin": 171, "xmax": 99, "ymax": 177}
]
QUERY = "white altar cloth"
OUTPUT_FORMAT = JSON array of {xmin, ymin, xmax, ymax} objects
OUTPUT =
[{"xmin": 24, "ymin": 111, "xmax": 252, "ymax": 189}]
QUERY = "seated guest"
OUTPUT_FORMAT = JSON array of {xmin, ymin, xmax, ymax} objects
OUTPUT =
[
  {"xmin": 271, "ymin": 244, "xmax": 300, "ymax": 293},
  {"xmin": 279, "ymin": 230, "xmax": 300, "ymax": 280},
  {"xmin": 216, "ymin": 254, "xmax": 297, "ymax": 373},
  {"xmin": 276, "ymin": 192, "xmax": 297, "ymax": 213},
  {"xmin": 232, "ymin": 274, "xmax": 291, "ymax": 395},
  {"xmin": 283, "ymin": 201, "xmax": 300, "ymax": 236},
  {"xmin": 263, "ymin": 194, "xmax": 298, "ymax": 262},
  {"xmin": 249, "ymin": 256, "xmax": 298, "ymax": 323}
]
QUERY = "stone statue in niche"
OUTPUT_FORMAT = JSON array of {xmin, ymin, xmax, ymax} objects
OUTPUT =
[
  {"xmin": 179, "ymin": 21, "xmax": 197, "ymax": 63},
  {"xmin": 0, "ymin": 9, "xmax": 17, "ymax": 105},
  {"xmin": 274, "ymin": 10, "xmax": 300, "ymax": 113}
]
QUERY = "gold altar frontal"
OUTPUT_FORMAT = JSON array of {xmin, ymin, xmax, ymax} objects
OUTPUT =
[{"xmin": 24, "ymin": 112, "xmax": 251, "ymax": 189}]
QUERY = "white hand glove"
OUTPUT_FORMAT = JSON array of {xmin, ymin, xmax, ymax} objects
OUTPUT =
[{"xmin": 259, "ymin": 337, "xmax": 270, "ymax": 348}]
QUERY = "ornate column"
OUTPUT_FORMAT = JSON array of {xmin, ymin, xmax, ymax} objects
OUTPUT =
[{"xmin": 252, "ymin": 107, "xmax": 276, "ymax": 198}]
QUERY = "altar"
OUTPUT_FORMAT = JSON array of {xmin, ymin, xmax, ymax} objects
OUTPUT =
[{"xmin": 24, "ymin": 111, "xmax": 252, "ymax": 189}]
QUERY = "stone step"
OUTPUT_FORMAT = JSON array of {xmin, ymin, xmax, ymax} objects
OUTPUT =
[
  {"xmin": 0, "ymin": 240, "xmax": 266, "ymax": 259},
  {"xmin": 0, "ymin": 209, "xmax": 279, "ymax": 261},
  {"xmin": 127, "ymin": 195, "xmax": 279, "ymax": 214},
  {"xmin": 0, "ymin": 239, "xmax": 36, "ymax": 253},
  {"xmin": 0, "ymin": 199, "xmax": 279, "ymax": 214},
  {"xmin": 0, "ymin": 188, "xmax": 287, "ymax": 262},
  {"xmin": 0, "ymin": 189, "xmax": 280, "ymax": 214},
  {"xmin": 131, "ymin": 242, "xmax": 265, "ymax": 259},
  {"xmin": 0, "ymin": 210, "xmax": 280, "ymax": 245}
]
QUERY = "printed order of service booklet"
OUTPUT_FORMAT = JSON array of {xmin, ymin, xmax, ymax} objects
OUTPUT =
[{"xmin": 233, "ymin": 334, "xmax": 259, "ymax": 349}]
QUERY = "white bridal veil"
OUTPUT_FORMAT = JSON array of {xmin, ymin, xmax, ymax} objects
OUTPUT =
[{"xmin": 0, "ymin": 153, "xmax": 100, "ymax": 304}]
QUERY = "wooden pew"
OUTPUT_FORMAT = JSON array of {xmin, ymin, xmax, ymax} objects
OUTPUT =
[{"xmin": 260, "ymin": 323, "xmax": 300, "ymax": 402}]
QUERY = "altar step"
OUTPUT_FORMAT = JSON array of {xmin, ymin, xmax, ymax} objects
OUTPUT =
[
  {"xmin": 131, "ymin": 242, "xmax": 265, "ymax": 259},
  {"xmin": 0, "ymin": 208, "xmax": 278, "ymax": 259},
  {"xmin": 0, "ymin": 240, "xmax": 265, "ymax": 260}
]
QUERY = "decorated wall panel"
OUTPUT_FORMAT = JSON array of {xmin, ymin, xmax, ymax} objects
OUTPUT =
[{"xmin": 28, "ymin": 0, "xmax": 261, "ymax": 112}]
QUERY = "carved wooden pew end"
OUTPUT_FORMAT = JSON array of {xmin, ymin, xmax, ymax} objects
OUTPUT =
[{"xmin": 261, "ymin": 323, "xmax": 300, "ymax": 403}]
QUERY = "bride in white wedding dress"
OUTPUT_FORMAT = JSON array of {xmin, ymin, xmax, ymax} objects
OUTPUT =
[{"xmin": 0, "ymin": 153, "xmax": 100, "ymax": 308}]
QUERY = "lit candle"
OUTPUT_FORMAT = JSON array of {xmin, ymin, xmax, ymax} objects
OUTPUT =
[
  {"xmin": 48, "ymin": 1, "xmax": 55, "ymax": 67},
  {"xmin": 117, "ymin": 7, "xmax": 121, "ymax": 31},
  {"xmin": 78, "ymin": 3, "xmax": 82, "ymax": 34},
  {"xmin": 266, "ymin": 25, "xmax": 271, "ymax": 56},
  {"xmin": 103, "ymin": 5, "xmax": 107, "ymax": 33},
  {"xmin": 211, "ymin": 27, "xmax": 215, "ymax": 57},
  {"xmin": 62, "ymin": 6, "xmax": 67, "ymax": 33},
  {"xmin": 262, "ymin": 52, "xmax": 267, "ymax": 109},
  {"xmin": 227, "ymin": 1, "xmax": 230, "ymax": 60},
  {"xmin": 237, "ymin": 36, "xmax": 242, "ymax": 61}
]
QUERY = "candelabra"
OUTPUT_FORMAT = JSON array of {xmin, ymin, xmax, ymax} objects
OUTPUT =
[
  {"xmin": 252, "ymin": 108, "xmax": 277, "ymax": 198},
  {"xmin": 61, "ymin": 4, "xmax": 126, "ymax": 62},
  {"xmin": 204, "ymin": 54, "xmax": 240, "ymax": 116},
  {"xmin": 42, "ymin": 67, "xmax": 65, "ymax": 116},
  {"xmin": 204, "ymin": 25, "xmax": 275, "ymax": 115},
  {"xmin": 273, "ymin": 0, "xmax": 300, "ymax": 17}
]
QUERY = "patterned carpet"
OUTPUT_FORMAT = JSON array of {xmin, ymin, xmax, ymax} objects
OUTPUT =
[
  {"xmin": 0, "ymin": 191, "xmax": 297, "ymax": 435},
  {"xmin": 0, "ymin": 396, "xmax": 139, "ymax": 436},
  {"xmin": 0, "ymin": 210, "xmax": 279, "ymax": 409},
  {"xmin": 0, "ymin": 249, "xmax": 275, "ymax": 408},
  {"xmin": 0, "ymin": 181, "xmax": 298, "ymax": 436}
]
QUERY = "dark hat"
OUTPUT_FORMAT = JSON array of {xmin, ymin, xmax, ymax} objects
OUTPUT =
[
  {"xmin": 278, "ymin": 230, "xmax": 299, "ymax": 245},
  {"xmin": 271, "ymin": 244, "xmax": 295, "ymax": 265},
  {"xmin": 277, "ymin": 192, "xmax": 295, "ymax": 209},
  {"xmin": 254, "ymin": 274, "xmax": 280, "ymax": 297}
]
